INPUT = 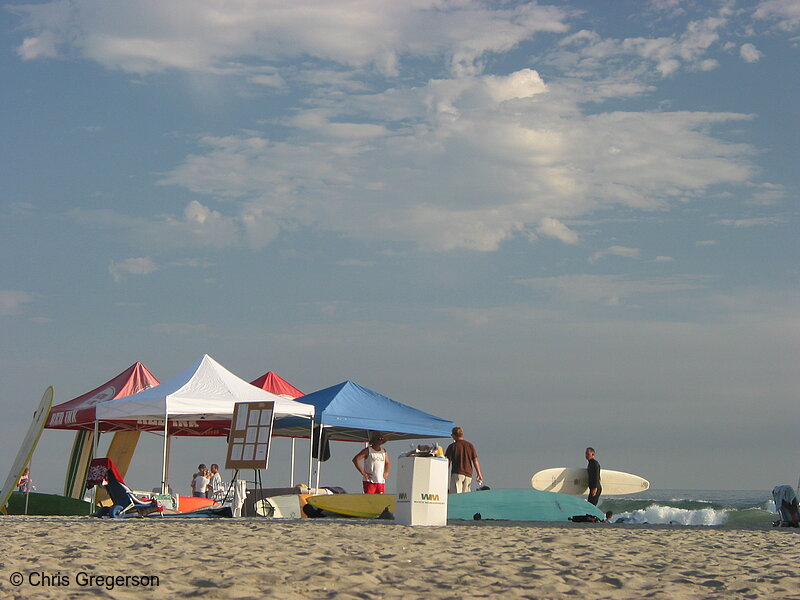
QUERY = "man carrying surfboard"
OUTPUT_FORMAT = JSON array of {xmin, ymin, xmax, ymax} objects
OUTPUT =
[
  {"xmin": 445, "ymin": 427, "xmax": 483, "ymax": 494},
  {"xmin": 585, "ymin": 447, "xmax": 601, "ymax": 505}
]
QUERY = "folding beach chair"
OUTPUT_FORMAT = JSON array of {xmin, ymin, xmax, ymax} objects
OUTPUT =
[
  {"xmin": 771, "ymin": 485, "xmax": 799, "ymax": 527},
  {"xmin": 87, "ymin": 458, "xmax": 163, "ymax": 518}
]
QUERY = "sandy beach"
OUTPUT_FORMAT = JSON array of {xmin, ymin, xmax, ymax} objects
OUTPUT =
[{"xmin": 1, "ymin": 517, "xmax": 797, "ymax": 599}]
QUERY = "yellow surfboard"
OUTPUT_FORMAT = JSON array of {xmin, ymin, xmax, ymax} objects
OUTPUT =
[
  {"xmin": 308, "ymin": 493, "xmax": 396, "ymax": 518},
  {"xmin": 1, "ymin": 387, "xmax": 54, "ymax": 514}
]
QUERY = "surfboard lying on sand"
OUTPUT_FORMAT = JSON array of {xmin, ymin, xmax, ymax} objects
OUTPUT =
[
  {"xmin": 255, "ymin": 494, "xmax": 312, "ymax": 518},
  {"xmin": 308, "ymin": 490, "xmax": 604, "ymax": 522},
  {"xmin": 531, "ymin": 467, "xmax": 650, "ymax": 495},
  {"xmin": 307, "ymin": 493, "xmax": 396, "ymax": 519},
  {"xmin": 0, "ymin": 387, "xmax": 54, "ymax": 514},
  {"xmin": 447, "ymin": 489, "xmax": 605, "ymax": 521},
  {"xmin": 5, "ymin": 491, "xmax": 92, "ymax": 516}
]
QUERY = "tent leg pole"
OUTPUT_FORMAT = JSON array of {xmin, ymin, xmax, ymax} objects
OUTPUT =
[
  {"xmin": 307, "ymin": 419, "xmax": 314, "ymax": 488},
  {"xmin": 315, "ymin": 425, "xmax": 323, "ymax": 491},
  {"xmin": 91, "ymin": 420, "xmax": 100, "ymax": 511},
  {"xmin": 163, "ymin": 434, "xmax": 172, "ymax": 494},
  {"xmin": 161, "ymin": 416, "xmax": 169, "ymax": 494},
  {"xmin": 290, "ymin": 438, "xmax": 295, "ymax": 487}
]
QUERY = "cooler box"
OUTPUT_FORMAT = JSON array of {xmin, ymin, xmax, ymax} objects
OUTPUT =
[{"xmin": 395, "ymin": 456, "xmax": 448, "ymax": 526}]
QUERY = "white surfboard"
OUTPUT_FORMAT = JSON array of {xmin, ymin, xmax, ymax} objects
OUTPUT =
[
  {"xmin": 1, "ymin": 387, "xmax": 54, "ymax": 513},
  {"xmin": 531, "ymin": 467, "xmax": 649, "ymax": 496}
]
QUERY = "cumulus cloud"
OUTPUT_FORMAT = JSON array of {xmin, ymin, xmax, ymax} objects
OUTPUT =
[
  {"xmin": 557, "ymin": 11, "xmax": 729, "ymax": 79},
  {"xmin": 536, "ymin": 218, "xmax": 579, "ymax": 245},
  {"xmin": 109, "ymin": 257, "xmax": 159, "ymax": 282},
  {"xmin": 740, "ymin": 43, "xmax": 762, "ymax": 62},
  {"xmin": 159, "ymin": 102, "xmax": 756, "ymax": 251},
  {"xmin": 12, "ymin": 2, "xmax": 776, "ymax": 254},
  {"xmin": 0, "ymin": 291, "xmax": 38, "ymax": 315},
  {"xmin": 10, "ymin": 0, "xmax": 569, "ymax": 76},
  {"xmin": 753, "ymin": 0, "xmax": 800, "ymax": 32}
]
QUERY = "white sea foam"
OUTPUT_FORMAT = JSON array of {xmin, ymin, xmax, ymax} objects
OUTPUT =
[{"xmin": 617, "ymin": 505, "xmax": 728, "ymax": 526}]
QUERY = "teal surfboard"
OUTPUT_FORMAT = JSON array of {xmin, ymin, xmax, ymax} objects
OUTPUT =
[{"xmin": 447, "ymin": 489, "xmax": 605, "ymax": 522}]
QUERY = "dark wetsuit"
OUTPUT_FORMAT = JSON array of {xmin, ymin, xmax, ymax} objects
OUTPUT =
[{"xmin": 587, "ymin": 458, "xmax": 601, "ymax": 505}]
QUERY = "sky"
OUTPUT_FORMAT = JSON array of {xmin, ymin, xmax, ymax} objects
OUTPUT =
[{"xmin": 1, "ymin": 0, "xmax": 798, "ymax": 496}]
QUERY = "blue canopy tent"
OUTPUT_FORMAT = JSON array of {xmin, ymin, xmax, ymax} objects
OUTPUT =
[
  {"xmin": 272, "ymin": 380, "xmax": 454, "ymax": 442},
  {"xmin": 272, "ymin": 380, "xmax": 455, "ymax": 489}
]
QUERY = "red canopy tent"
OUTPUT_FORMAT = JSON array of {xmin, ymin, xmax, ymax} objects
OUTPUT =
[
  {"xmin": 47, "ymin": 362, "xmax": 160, "ymax": 432},
  {"xmin": 46, "ymin": 362, "xmax": 160, "ymax": 498},
  {"xmin": 250, "ymin": 371, "xmax": 303, "ymax": 399}
]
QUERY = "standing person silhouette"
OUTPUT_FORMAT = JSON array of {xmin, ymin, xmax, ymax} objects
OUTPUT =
[
  {"xmin": 585, "ymin": 447, "xmax": 602, "ymax": 506},
  {"xmin": 445, "ymin": 427, "xmax": 483, "ymax": 493},
  {"xmin": 352, "ymin": 434, "xmax": 390, "ymax": 494}
]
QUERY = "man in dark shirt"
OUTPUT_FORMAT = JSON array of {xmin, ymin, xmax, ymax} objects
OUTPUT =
[
  {"xmin": 445, "ymin": 426, "xmax": 483, "ymax": 493},
  {"xmin": 585, "ymin": 447, "xmax": 601, "ymax": 505}
]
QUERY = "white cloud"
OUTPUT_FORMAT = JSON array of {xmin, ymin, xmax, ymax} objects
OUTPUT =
[
  {"xmin": 159, "ymin": 102, "xmax": 757, "ymax": 252},
  {"xmin": 536, "ymin": 218, "xmax": 579, "ymax": 245},
  {"xmin": 589, "ymin": 246, "xmax": 641, "ymax": 263},
  {"xmin": 748, "ymin": 184, "xmax": 785, "ymax": 206},
  {"xmin": 557, "ymin": 12, "xmax": 729, "ymax": 79},
  {"xmin": 716, "ymin": 217, "xmax": 785, "ymax": 227},
  {"xmin": 695, "ymin": 240, "xmax": 718, "ymax": 246},
  {"xmin": 753, "ymin": 0, "xmax": 800, "ymax": 32},
  {"xmin": 0, "ymin": 291, "xmax": 37, "ymax": 316},
  {"xmin": 18, "ymin": 2, "xmax": 775, "ymax": 254},
  {"xmin": 740, "ymin": 43, "xmax": 762, "ymax": 62},
  {"xmin": 109, "ymin": 257, "xmax": 159, "ymax": 282},
  {"xmin": 653, "ymin": 256, "xmax": 674, "ymax": 262},
  {"xmin": 11, "ymin": 1, "xmax": 569, "ymax": 76},
  {"xmin": 483, "ymin": 69, "xmax": 547, "ymax": 103}
]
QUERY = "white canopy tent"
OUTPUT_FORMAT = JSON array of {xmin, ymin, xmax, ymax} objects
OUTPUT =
[{"xmin": 96, "ymin": 354, "xmax": 315, "ymax": 492}]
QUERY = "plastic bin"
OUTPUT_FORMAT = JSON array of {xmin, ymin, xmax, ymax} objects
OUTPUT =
[{"xmin": 395, "ymin": 455, "xmax": 448, "ymax": 526}]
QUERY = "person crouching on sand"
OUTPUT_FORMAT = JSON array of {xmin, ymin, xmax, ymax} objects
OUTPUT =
[{"xmin": 352, "ymin": 435, "xmax": 390, "ymax": 494}]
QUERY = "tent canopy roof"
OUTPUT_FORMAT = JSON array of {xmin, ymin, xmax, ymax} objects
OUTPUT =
[
  {"xmin": 97, "ymin": 354, "xmax": 314, "ymax": 423},
  {"xmin": 250, "ymin": 371, "xmax": 303, "ymax": 399},
  {"xmin": 272, "ymin": 380, "xmax": 454, "ymax": 442},
  {"xmin": 46, "ymin": 362, "xmax": 160, "ymax": 430}
]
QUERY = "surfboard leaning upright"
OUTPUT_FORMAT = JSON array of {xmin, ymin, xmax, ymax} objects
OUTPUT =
[
  {"xmin": 531, "ymin": 467, "xmax": 649, "ymax": 496},
  {"xmin": 0, "ymin": 387, "xmax": 54, "ymax": 513}
]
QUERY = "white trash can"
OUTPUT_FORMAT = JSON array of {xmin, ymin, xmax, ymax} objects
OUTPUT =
[{"xmin": 395, "ymin": 455, "xmax": 448, "ymax": 526}]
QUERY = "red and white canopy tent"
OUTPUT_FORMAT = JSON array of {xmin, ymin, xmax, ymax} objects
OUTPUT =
[
  {"xmin": 46, "ymin": 362, "xmax": 161, "ymax": 497},
  {"xmin": 46, "ymin": 362, "xmax": 160, "ymax": 432},
  {"xmin": 47, "ymin": 356, "xmax": 315, "ymax": 494}
]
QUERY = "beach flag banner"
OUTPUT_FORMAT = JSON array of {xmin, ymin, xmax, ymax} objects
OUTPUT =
[{"xmin": 226, "ymin": 401, "xmax": 275, "ymax": 470}]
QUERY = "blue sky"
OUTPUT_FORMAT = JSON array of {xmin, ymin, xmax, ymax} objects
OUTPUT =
[{"xmin": 2, "ymin": 0, "xmax": 798, "ymax": 495}]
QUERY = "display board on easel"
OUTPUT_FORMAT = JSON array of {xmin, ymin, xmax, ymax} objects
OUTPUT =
[{"xmin": 225, "ymin": 401, "xmax": 275, "ymax": 470}]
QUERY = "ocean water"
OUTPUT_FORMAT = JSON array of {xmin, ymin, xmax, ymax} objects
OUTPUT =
[{"xmin": 597, "ymin": 489, "xmax": 782, "ymax": 528}]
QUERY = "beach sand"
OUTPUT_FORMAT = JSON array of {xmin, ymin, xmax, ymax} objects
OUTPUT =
[{"xmin": 1, "ymin": 517, "xmax": 797, "ymax": 599}]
